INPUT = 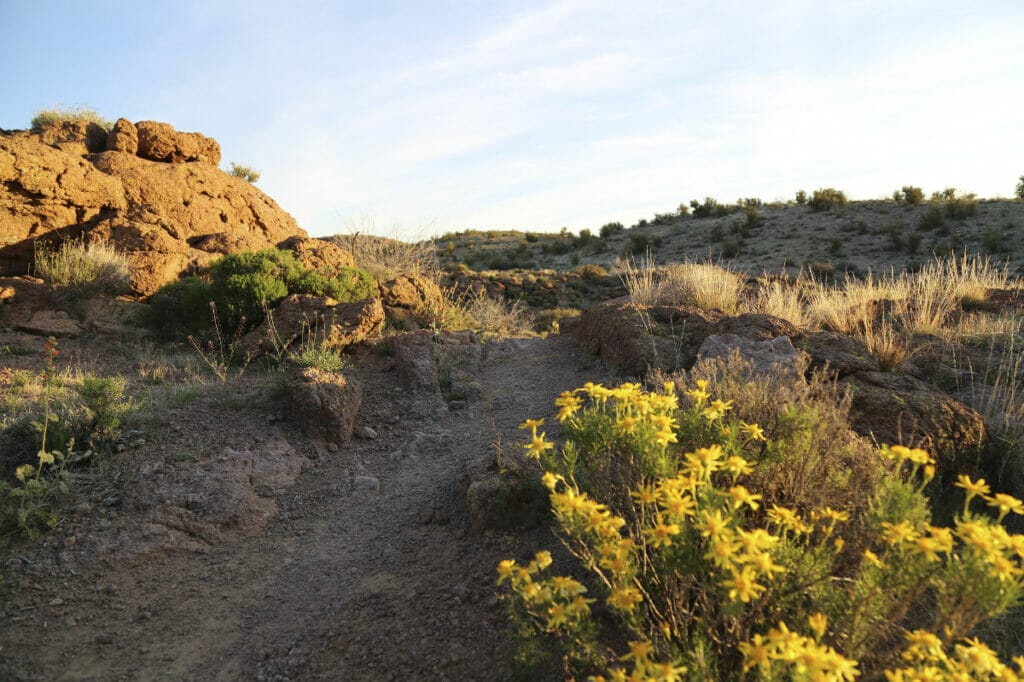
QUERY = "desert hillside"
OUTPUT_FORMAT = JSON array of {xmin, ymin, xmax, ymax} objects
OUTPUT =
[{"xmin": 4, "ymin": 116, "xmax": 1024, "ymax": 679}]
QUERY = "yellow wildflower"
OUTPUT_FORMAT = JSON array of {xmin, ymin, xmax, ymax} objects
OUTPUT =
[
  {"xmin": 727, "ymin": 485, "xmax": 762, "ymax": 511},
  {"xmin": 882, "ymin": 520, "xmax": 920, "ymax": 546},
  {"xmin": 723, "ymin": 566, "xmax": 766, "ymax": 603},
  {"xmin": 15, "ymin": 464, "xmax": 34, "ymax": 482},
  {"xmin": 621, "ymin": 639, "xmax": 654, "ymax": 663},
  {"xmin": 697, "ymin": 509, "xmax": 730, "ymax": 539},
  {"xmin": 497, "ymin": 559, "xmax": 516, "ymax": 584},
  {"xmin": 863, "ymin": 549, "xmax": 885, "ymax": 568},
  {"xmin": 607, "ymin": 586, "xmax": 644, "ymax": 611},
  {"xmin": 986, "ymin": 493, "xmax": 1024, "ymax": 521},
  {"xmin": 534, "ymin": 550, "xmax": 553, "ymax": 570},
  {"xmin": 956, "ymin": 637, "xmax": 1002, "ymax": 676},
  {"xmin": 744, "ymin": 551, "xmax": 786, "ymax": 578},
  {"xmin": 519, "ymin": 418, "xmax": 544, "ymax": 431},
  {"xmin": 659, "ymin": 491, "xmax": 697, "ymax": 519},
  {"xmin": 723, "ymin": 455, "xmax": 753, "ymax": 479},
  {"xmin": 644, "ymin": 517, "xmax": 681, "ymax": 548},
  {"xmin": 546, "ymin": 602, "xmax": 569, "ymax": 629},
  {"xmin": 37, "ymin": 450, "xmax": 55, "ymax": 465},
  {"xmin": 541, "ymin": 471, "xmax": 561, "ymax": 490},
  {"xmin": 740, "ymin": 634, "xmax": 772, "ymax": 673},
  {"xmin": 525, "ymin": 433, "xmax": 555, "ymax": 460},
  {"xmin": 685, "ymin": 380, "xmax": 710, "ymax": 405},
  {"xmin": 808, "ymin": 613, "xmax": 828, "ymax": 641},
  {"xmin": 618, "ymin": 415, "xmax": 638, "ymax": 433},
  {"xmin": 554, "ymin": 391, "xmax": 581, "ymax": 422},
  {"xmin": 740, "ymin": 421, "xmax": 767, "ymax": 441},
  {"xmin": 631, "ymin": 483, "xmax": 658, "ymax": 505}
]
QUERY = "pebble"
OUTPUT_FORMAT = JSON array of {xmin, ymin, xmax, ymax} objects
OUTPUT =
[
  {"xmin": 418, "ymin": 508, "xmax": 435, "ymax": 525},
  {"xmin": 352, "ymin": 475, "xmax": 380, "ymax": 492},
  {"xmin": 354, "ymin": 425, "xmax": 378, "ymax": 440},
  {"xmin": 327, "ymin": 442, "xmax": 339, "ymax": 453}
]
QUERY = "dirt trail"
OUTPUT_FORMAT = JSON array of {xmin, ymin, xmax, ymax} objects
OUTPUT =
[{"xmin": 0, "ymin": 333, "xmax": 610, "ymax": 681}]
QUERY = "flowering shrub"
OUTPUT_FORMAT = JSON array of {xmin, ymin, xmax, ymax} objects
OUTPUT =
[
  {"xmin": 498, "ymin": 380, "xmax": 1024, "ymax": 680},
  {"xmin": 0, "ymin": 339, "xmax": 71, "ymax": 542}
]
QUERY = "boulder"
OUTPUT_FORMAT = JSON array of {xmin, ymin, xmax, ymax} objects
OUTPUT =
[
  {"xmin": 0, "ymin": 124, "xmax": 307, "ymax": 295},
  {"xmin": 37, "ymin": 120, "xmax": 108, "ymax": 154},
  {"xmin": 575, "ymin": 299, "xmax": 723, "ymax": 375},
  {"xmin": 392, "ymin": 329, "xmax": 440, "ymax": 392},
  {"xmin": 840, "ymin": 370, "xmax": 987, "ymax": 470},
  {"xmin": 245, "ymin": 294, "xmax": 384, "ymax": 356},
  {"xmin": 16, "ymin": 310, "xmax": 84, "ymax": 337},
  {"xmin": 106, "ymin": 118, "xmax": 138, "ymax": 154},
  {"xmin": 288, "ymin": 367, "xmax": 363, "ymax": 456},
  {"xmin": 379, "ymin": 274, "xmax": 443, "ymax": 312},
  {"xmin": 278, "ymin": 236, "xmax": 357, "ymax": 276},
  {"xmin": 697, "ymin": 333, "xmax": 801, "ymax": 379},
  {"xmin": 796, "ymin": 331, "xmax": 879, "ymax": 378},
  {"xmin": 136, "ymin": 120, "xmax": 221, "ymax": 165}
]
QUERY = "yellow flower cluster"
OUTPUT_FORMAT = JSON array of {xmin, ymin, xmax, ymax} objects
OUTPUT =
[
  {"xmin": 886, "ymin": 630, "xmax": 1024, "ymax": 681},
  {"xmin": 497, "ymin": 550, "xmax": 594, "ymax": 633},
  {"xmin": 589, "ymin": 638, "xmax": 688, "ymax": 682},
  {"xmin": 739, "ymin": 617, "xmax": 859, "ymax": 681},
  {"xmin": 519, "ymin": 418, "xmax": 555, "ymax": 460}
]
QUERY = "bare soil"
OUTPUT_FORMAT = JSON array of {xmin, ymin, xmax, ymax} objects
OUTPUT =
[{"xmin": 0, "ymin": 332, "xmax": 610, "ymax": 681}]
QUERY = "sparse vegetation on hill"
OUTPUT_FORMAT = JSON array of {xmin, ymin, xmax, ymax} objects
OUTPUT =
[
  {"xmin": 229, "ymin": 162, "xmax": 261, "ymax": 183},
  {"xmin": 30, "ymin": 106, "xmax": 112, "ymax": 131},
  {"xmin": 33, "ymin": 239, "xmax": 131, "ymax": 301},
  {"xmin": 808, "ymin": 187, "xmax": 848, "ymax": 212}
]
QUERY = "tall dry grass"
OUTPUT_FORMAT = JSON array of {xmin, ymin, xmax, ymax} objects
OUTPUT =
[
  {"xmin": 619, "ymin": 254, "xmax": 744, "ymax": 313},
  {"xmin": 33, "ymin": 239, "xmax": 132, "ymax": 300}
]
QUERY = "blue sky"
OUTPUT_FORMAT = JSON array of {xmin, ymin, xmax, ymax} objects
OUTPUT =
[{"xmin": 2, "ymin": 1, "xmax": 1022, "ymax": 240}]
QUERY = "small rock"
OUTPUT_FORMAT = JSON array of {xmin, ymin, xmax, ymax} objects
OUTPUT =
[
  {"xmin": 352, "ymin": 475, "xmax": 380, "ymax": 492},
  {"xmin": 49, "ymin": 598, "xmax": 64, "ymax": 606},
  {"xmin": 354, "ymin": 425, "xmax": 378, "ymax": 440},
  {"xmin": 419, "ymin": 508, "xmax": 435, "ymax": 525},
  {"xmin": 434, "ymin": 512, "xmax": 451, "ymax": 526},
  {"xmin": 386, "ymin": 415, "xmax": 400, "ymax": 425},
  {"xmin": 327, "ymin": 443, "xmax": 340, "ymax": 454}
]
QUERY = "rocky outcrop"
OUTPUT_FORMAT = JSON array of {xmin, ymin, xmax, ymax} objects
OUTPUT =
[
  {"xmin": 697, "ymin": 334, "xmax": 801, "ymax": 379},
  {"xmin": 244, "ymin": 294, "xmax": 385, "ymax": 356},
  {"xmin": 575, "ymin": 300, "xmax": 797, "ymax": 376},
  {"xmin": 278, "ymin": 235, "xmax": 358, "ymax": 276},
  {"xmin": 379, "ymin": 274, "xmax": 443, "ymax": 329},
  {"xmin": 0, "ymin": 121, "xmax": 309, "ymax": 295},
  {"xmin": 288, "ymin": 368, "xmax": 363, "ymax": 457},
  {"xmin": 840, "ymin": 370, "xmax": 987, "ymax": 469}
]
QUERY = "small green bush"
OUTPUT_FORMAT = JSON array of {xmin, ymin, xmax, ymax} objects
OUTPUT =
[
  {"xmin": 918, "ymin": 206, "xmax": 946, "ymax": 231},
  {"xmin": 31, "ymin": 106, "xmax": 112, "ymax": 131},
  {"xmin": 229, "ymin": 162, "xmax": 261, "ymax": 183},
  {"xmin": 147, "ymin": 249, "xmax": 376, "ymax": 340},
  {"xmin": 1016, "ymin": 176, "xmax": 1024, "ymax": 201},
  {"xmin": 690, "ymin": 197, "xmax": 732, "ymax": 218},
  {"xmin": 808, "ymin": 188, "xmax": 848, "ymax": 212},
  {"xmin": 599, "ymin": 222, "xmax": 625, "ymax": 239},
  {"xmin": 795, "ymin": 190, "xmax": 808, "ymax": 204},
  {"xmin": 76, "ymin": 376, "xmax": 130, "ymax": 439}
]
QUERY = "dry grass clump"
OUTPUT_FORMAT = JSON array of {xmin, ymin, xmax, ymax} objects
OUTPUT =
[
  {"xmin": 332, "ymin": 232, "xmax": 440, "ymax": 282},
  {"xmin": 747, "ymin": 276, "xmax": 811, "ymax": 328},
  {"xmin": 33, "ymin": 239, "xmax": 132, "ymax": 300},
  {"xmin": 31, "ymin": 106, "xmax": 112, "ymax": 131},
  {"xmin": 619, "ymin": 255, "xmax": 744, "ymax": 313},
  {"xmin": 426, "ymin": 286, "xmax": 533, "ymax": 339}
]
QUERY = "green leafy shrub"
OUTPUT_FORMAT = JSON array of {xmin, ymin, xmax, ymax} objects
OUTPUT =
[
  {"xmin": 229, "ymin": 162, "xmax": 261, "ymax": 183},
  {"xmin": 808, "ymin": 188, "xmax": 848, "ymax": 212},
  {"xmin": 795, "ymin": 190, "xmax": 808, "ymax": 205},
  {"xmin": 498, "ymin": 377, "xmax": 1024, "ymax": 680},
  {"xmin": 33, "ymin": 239, "xmax": 131, "ymax": 300},
  {"xmin": 31, "ymin": 106, "xmax": 112, "ymax": 131},
  {"xmin": 146, "ymin": 248, "xmax": 376, "ymax": 340},
  {"xmin": 76, "ymin": 376, "xmax": 130, "ymax": 439},
  {"xmin": 1016, "ymin": 176, "xmax": 1024, "ymax": 201}
]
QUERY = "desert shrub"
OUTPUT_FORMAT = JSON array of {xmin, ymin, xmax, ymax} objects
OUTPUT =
[
  {"xmin": 983, "ymin": 227, "xmax": 1010, "ymax": 254},
  {"xmin": 795, "ymin": 190, "xmax": 808, "ymax": 204},
  {"xmin": 573, "ymin": 263, "xmax": 609, "ymax": 280},
  {"xmin": 932, "ymin": 188, "xmax": 978, "ymax": 219},
  {"xmin": 33, "ymin": 239, "xmax": 131, "ymax": 301},
  {"xmin": 600, "ymin": 222, "xmax": 625, "ymax": 239},
  {"xmin": 690, "ymin": 197, "xmax": 732, "ymax": 218},
  {"xmin": 658, "ymin": 262, "xmax": 744, "ymax": 314},
  {"xmin": 499, "ymin": 377, "xmax": 1024, "ymax": 679},
  {"xmin": 894, "ymin": 186, "xmax": 925, "ymax": 205},
  {"xmin": 76, "ymin": 376, "xmax": 130, "ymax": 440},
  {"xmin": 720, "ymin": 239, "xmax": 741, "ymax": 258},
  {"xmin": 918, "ymin": 206, "xmax": 946, "ymax": 231},
  {"xmin": 332, "ymin": 233, "xmax": 439, "ymax": 281},
  {"xmin": 31, "ymin": 106, "xmax": 112, "ymax": 131},
  {"xmin": 1017, "ymin": 176, "xmax": 1024, "ymax": 201},
  {"xmin": 676, "ymin": 202, "xmax": 690, "ymax": 217},
  {"xmin": 533, "ymin": 307, "xmax": 581, "ymax": 333},
  {"xmin": 808, "ymin": 188, "xmax": 848, "ymax": 212},
  {"xmin": 146, "ymin": 249, "xmax": 375, "ymax": 340},
  {"xmin": 229, "ymin": 162, "xmax": 261, "ymax": 183}
]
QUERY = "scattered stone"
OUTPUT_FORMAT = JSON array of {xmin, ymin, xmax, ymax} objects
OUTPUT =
[
  {"xmin": 16, "ymin": 310, "xmax": 84, "ymax": 337},
  {"xmin": 354, "ymin": 425, "xmax": 378, "ymax": 440},
  {"xmin": 697, "ymin": 333, "xmax": 801, "ymax": 379},
  {"xmin": 418, "ymin": 508, "xmax": 435, "ymax": 525},
  {"xmin": 352, "ymin": 475, "xmax": 380, "ymax": 492},
  {"xmin": 245, "ymin": 295, "xmax": 384, "ymax": 356},
  {"xmin": 105, "ymin": 118, "xmax": 138, "ymax": 154}
]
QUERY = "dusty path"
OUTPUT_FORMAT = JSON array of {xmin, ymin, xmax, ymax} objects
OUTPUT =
[{"xmin": 1, "ymin": 333, "xmax": 610, "ymax": 680}]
